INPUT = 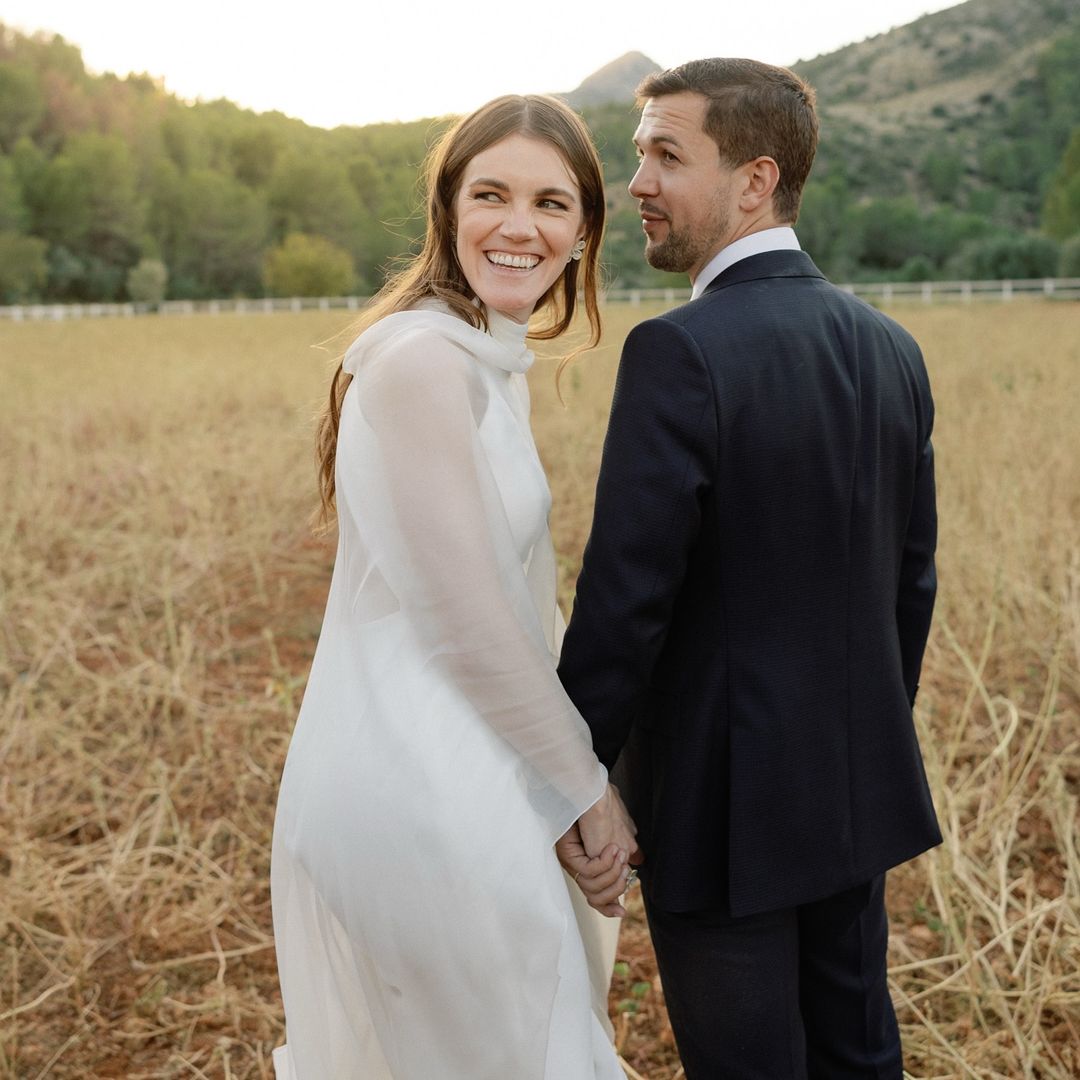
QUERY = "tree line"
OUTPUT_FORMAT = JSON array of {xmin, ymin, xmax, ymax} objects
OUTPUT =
[{"xmin": 2, "ymin": 21, "xmax": 1080, "ymax": 305}]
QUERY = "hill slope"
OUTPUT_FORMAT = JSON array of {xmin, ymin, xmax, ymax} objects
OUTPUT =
[
  {"xmin": 794, "ymin": 0, "xmax": 1074, "ymax": 112},
  {"xmin": 562, "ymin": 51, "xmax": 660, "ymax": 108}
]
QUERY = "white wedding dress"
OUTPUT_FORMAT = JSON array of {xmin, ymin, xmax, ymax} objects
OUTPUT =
[{"xmin": 270, "ymin": 303, "xmax": 623, "ymax": 1079}]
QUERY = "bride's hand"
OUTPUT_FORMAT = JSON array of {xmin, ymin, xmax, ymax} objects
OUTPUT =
[
  {"xmin": 578, "ymin": 784, "xmax": 641, "ymax": 864},
  {"xmin": 555, "ymin": 824, "xmax": 632, "ymax": 918}
]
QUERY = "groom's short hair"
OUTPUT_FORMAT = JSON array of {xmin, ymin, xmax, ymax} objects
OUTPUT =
[{"xmin": 637, "ymin": 58, "xmax": 818, "ymax": 223}]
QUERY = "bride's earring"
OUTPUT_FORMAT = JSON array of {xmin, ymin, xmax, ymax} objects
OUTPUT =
[{"xmin": 568, "ymin": 238, "xmax": 586, "ymax": 263}]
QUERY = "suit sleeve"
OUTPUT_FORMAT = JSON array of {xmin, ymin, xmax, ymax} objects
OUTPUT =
[
  {"xmin": 895, "ymin": 400, "xmax": 938, "ymax": 707},
  {"xmin": 558, "ymin": 317, "xmax": 716, "ymax": 768}
]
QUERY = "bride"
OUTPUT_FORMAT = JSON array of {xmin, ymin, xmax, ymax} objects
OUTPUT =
[{"xmin": 270, "ymin": 94, "xmax": 638, "ymax": 1079}]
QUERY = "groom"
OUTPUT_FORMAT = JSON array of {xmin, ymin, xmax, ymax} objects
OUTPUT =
[{"xmin": 556, "ymin": 59, "xmax": 941, "ymax": 1078}]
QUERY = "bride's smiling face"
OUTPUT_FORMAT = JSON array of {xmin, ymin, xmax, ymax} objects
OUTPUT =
[{"xmin": 453, "ymin": 133, "xmax": 585, "ymax": 324}]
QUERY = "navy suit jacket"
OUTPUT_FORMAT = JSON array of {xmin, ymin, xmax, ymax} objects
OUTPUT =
[{"xmin": 558, "ymin": 250, "xmax": 941, "ymax": 917}]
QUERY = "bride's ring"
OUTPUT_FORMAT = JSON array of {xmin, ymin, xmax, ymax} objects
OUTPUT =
[{"xmin": 573, "ymin": 870, "xmax": 583, "ymax": 884}]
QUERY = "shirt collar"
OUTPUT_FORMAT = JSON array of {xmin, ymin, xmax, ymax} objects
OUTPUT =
[{"xmin": 690, "ymin": 226, "xmax": 802, "ymax": 300}]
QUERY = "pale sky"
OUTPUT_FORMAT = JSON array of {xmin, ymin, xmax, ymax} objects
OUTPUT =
[{"xmin": 2, "ymin": 0, "xmax": 964, "ymax": 129}]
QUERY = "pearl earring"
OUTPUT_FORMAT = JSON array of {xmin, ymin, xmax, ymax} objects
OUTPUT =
[{"xmin": 568, "ymin": 238, "xmax": 586, "ymax": 262}]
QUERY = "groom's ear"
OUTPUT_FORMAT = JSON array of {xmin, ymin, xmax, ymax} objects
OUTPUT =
[{"xmin": 738, "ymin": 156, "xmax": 781, "ymax": 213}]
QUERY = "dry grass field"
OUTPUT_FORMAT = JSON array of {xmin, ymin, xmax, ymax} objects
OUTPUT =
[{"xmin": 1, "ymin": 300, "xmax": 1078, "ymax": 1079}]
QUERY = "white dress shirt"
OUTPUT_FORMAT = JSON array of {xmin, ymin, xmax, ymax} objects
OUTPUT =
[{"xmin": 690, "ymin": 226, "xmax": 802, "ymax": 300}]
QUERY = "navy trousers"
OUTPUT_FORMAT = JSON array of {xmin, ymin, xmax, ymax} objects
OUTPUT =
[{"xmin": 643, "ymin": 876, "xmax": 902, "ymax": 1079}]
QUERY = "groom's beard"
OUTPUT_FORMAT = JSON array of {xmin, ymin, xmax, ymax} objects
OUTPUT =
[{"xmin": 642, "ymin": 198, "xmax": 730, "ymax": 275}]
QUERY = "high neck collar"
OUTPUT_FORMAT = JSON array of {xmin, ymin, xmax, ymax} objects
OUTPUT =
[
  {"xmin": 483, "ymin": 307, "xmax": 532, "ymax": 371},
  {"xmin": 342, "ymin": 300, "xmax": 535, "ymax": 377}
]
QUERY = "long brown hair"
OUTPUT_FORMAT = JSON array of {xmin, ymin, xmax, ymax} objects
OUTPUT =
[{"xmin": 314, "ymin": 94, "xmax": 606, "ymax": 529}]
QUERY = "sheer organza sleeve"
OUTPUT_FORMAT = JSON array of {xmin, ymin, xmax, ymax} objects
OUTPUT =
[{"xmin": 342, "ymin": 327, "xmax": 606, "ymax": 841}]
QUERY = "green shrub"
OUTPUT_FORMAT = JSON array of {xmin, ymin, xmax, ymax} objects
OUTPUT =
[
  {"xmin": 126, "ymin": 258, "xmax": 168, "ymax": 306},
  {"xmin": 263, "ymin": 233, "xmax": 355, "ymax": 297}
]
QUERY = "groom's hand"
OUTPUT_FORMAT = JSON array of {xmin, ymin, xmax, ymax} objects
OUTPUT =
[
  {"xmin": 556, "ymin": 825, "xmax": 634, "ymax": 918},
  {"xmin": 578, "ymin": 784, "xmax": 642, "ymax": 865}
]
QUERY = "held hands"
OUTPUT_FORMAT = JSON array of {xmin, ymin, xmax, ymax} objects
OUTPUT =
[
  {"xmin": 555, "ymin": 826, "xmax": 635, "ymax": 917},
  {"xmin": 556, "ymin": 785, "xmax": 643, "ymax": 918}
]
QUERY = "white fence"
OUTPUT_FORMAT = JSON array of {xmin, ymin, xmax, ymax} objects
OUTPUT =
[
  {"xmin": 0, "ymin": 295, "xmax": 372, "ymax": 322},
  {"xmin": 606, "ymin": 278, "xmax": 1080, "ymax": 306},
  {"xmin": 3, "ymin": 278, "xmax": 1080, "ymax": 322},
  {"xmin": 844, "ymin": 277, "xmax": 1080, "ymax": 304}
]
